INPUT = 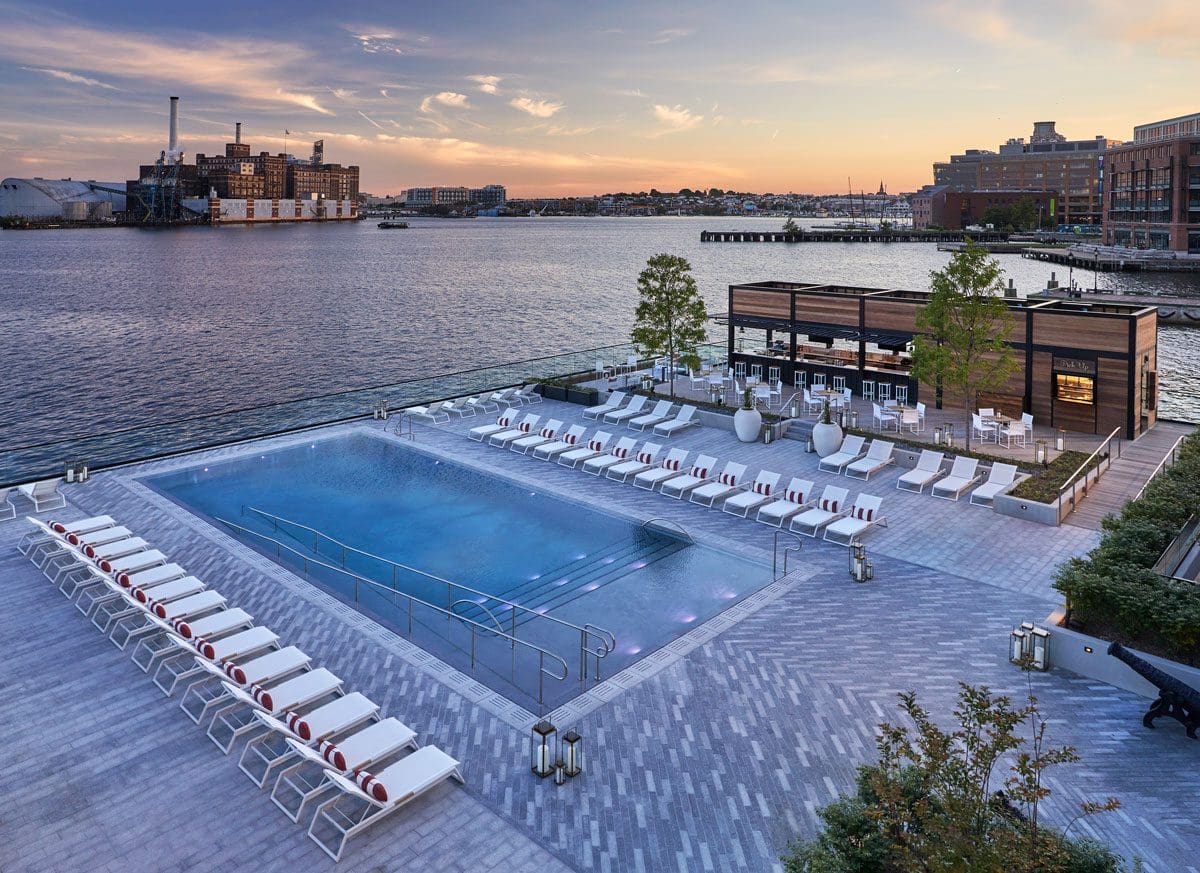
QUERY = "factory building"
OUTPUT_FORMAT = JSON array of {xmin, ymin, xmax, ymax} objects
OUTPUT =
[{"xmin": 0, "ymin": 178, "xmax": 126, "ymax": 220}]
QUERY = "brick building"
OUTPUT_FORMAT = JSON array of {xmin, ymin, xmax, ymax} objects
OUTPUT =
[
  {"xmin": 1103, "ymin": 112, "xmax": 1200, "ymax": 253},
  {"xmin": 196, "ymin": 130, "xmax": 358, "ymax": 202}
]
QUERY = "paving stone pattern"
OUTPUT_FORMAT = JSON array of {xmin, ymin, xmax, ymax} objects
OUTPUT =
[{"xmin": 3, "ymin": 401, "xmax": 1197, "ymax": 873}]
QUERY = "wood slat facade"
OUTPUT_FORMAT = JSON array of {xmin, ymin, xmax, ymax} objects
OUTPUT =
[{"xmin": 726, "ymin": 281, "xmax": 1159, "ymax": 439}]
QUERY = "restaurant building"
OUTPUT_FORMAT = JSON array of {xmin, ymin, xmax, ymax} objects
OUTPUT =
[{"xmin": 725, "ymin": 281, "xmax": 1158, "ymax": 439}]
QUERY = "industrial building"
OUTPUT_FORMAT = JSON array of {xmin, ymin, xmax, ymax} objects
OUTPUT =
[
  {"xmin": 0, "ymin": 178, "xmax": 126, "ymax": 221},
  {"xmin": 1102, "ymin": 112, "xmax": 1200, "ymax": 253},
  {"xmin": 404, "ymin": 185, "xmax": 506, "ymax": 208},
  {"xmin": 911, "ymin": 186, "xmax": 1056, "ymax": 230}
]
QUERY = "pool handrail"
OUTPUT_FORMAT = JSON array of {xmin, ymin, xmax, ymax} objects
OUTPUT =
[
  {"xmin": 240, "ymin": 504, "xmax": 616, "ymax": 682},
  {"xmin": 217, "ymin": 517, "xmax": 569, "ymax": 710}
]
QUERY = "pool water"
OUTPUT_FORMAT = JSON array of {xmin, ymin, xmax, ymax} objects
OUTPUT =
[{"xmin": 147, "ymin": 431, "xmax": 768, "ymax": 708}]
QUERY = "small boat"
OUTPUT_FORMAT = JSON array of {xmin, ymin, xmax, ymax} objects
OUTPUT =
[{"xmin": 377, "ymin": 220, "xmax": 409, "ymax": 229}]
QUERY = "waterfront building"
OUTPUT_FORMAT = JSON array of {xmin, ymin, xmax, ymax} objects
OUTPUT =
[
  {"xmin": 920, "ymin": 188, "xmax": 1057, "ymax": 230},
  {"xmin": 933, "ymin": 121, "xmax": 1117, "ymax": 227},
  {"xmin": 1102, "ymin": 112, "xmax": 1200, "ymax": 254},
  {"xmin": 404, "ymin": 184, "xmax": 506, "ymax": 208},
  {"xmin": 195, "ymin": 125, "xmax": 288, "ymax": 200},
  {"xmin": 725, "ymin": 281, "xmax": 1157, "ymax": 438},
  {"xmin": 0, "ymin": 177, "xmax": 126, "ymax": 219}
]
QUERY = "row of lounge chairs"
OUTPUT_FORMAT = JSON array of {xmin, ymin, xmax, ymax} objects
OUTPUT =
[
  {"xmin": 405, "ymin": 385, "xmax": 541, "ymax": 423},
  {"xmin": 895, "ymin": 450, "xmax": 1019, "ymax": 504},
  {"xmin": 17, "ymin": 515, "xmax": 463, "ymax": 862},
  {"xmin": 582, "ymin": 392, "xmax": 699, "ymax": 436},
  {"xmin": 467, "ymin": 417, "xmax": 888, "ymax": 545},
  {"xmin": 0, "ymin": 478, "xmax": 67, "ymax": 519},
  {"xmin": 818, "ymin": 436, "xmax": 896, "ymax": 480}
]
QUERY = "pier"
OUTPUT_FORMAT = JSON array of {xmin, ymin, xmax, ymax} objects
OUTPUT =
[
  {"xmin": 1024, "ymin": 246, "xmax": 1200, "ymax": 273},
  {"xmin": 701, "ymin": 229, "xmax": 1009, "ymax": 243}
]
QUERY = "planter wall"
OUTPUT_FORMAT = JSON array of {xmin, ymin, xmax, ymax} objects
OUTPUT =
[
  {"xmin": 1041, "ymin": 608, "xmax": 1200, "ymax": 699},
  {"xmin": 697, "ymin": 409, "xmax": 736, "ymax": 432},
  {"xmin": 993, "ymin": 464, "xmax": 1104, "ymax": 527},
  {"xmin": 539, "ymin": 384, "xmax": 568, "ymax": 402}
]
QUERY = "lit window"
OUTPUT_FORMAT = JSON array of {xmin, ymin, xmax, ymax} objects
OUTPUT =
[{"xmin": 1055, "ymin": 374, "xmax": 1094, "ymax": 405}]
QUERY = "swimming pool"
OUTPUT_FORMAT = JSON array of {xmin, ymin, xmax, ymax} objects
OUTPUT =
[{"xmin": 147, "ymin": 431, "xmax": 768, "ymax": 708}]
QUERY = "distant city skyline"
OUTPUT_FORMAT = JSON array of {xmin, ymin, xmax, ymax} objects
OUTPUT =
[{"xmin": 0, "ymin": 0, "xmax": 1197, "ymax": 196}]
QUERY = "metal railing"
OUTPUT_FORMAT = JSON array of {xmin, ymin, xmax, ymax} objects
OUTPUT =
[
  {"xmin": 241, "ymin": 505, "xmax": 616, "ymax": 683},
  {"xmin": 640, "ymin": 517, "xmax": 693, "ymax": 543},
  {"xmin": 773, "ymin": 530, "xmax": 803, "ymax": 579},
  {"xmin": 1134, "ymin": 434, "xmax": 1187, "ymax": 502},
  {"xmin": 1058, "ymin": 426, "xmax": 1122, "ymax": 518},
  {"xmin": 218, "ymin": 518, "xmax": 568, "ymax": 710}
]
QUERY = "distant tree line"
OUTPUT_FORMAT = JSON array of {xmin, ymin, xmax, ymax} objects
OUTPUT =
[{"xmin": 982, "ymin": 197, "xmax": 1043, "ymax": 232}]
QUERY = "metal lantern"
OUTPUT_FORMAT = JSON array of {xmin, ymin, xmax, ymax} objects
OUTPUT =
[
  {"xmin": 1055, "ymin": 428, "xmax": 1066, "ymax": 452},
  {"xmin": 849, "ymin": 410, "xmax": 859, "ymax": 429},
  {"xmin": 1035, "ymin": 440, "xmax": 1047, "ymax": 466},
  {"xmin": 531, "ymin": 720, "xmax": 557, "ymax": 778},
  {"xmin": 933, "ymin": 426, "xmax": 944, "ymax": 445},
  {"xmin": 1030, "ymin": 627, "xmax": 1050, "ymax": 671},
  {"xmin": 561, "ymin": 729, "xmax": 583, "ymax": 777},
  {"xmin": 65, "ymin": 461, "xmax": 76, "ymax": 484},
  {"xmin": 554, "ymin": 760, "xmax": 567, "ymax": 786},
  {"xmin": 945, "ymin": 424, "xmax": 955, "ymax": 448},
  {"xmin": 1009, "ymin": 628, "xmax": 1027, "ymax": 664},
  {"xmin": 849, "ymin": 542, "xmax": 868, "ymax": 582},
  {"xmin": 866, "ymin": 561, "xmax": 874, "ymax": 580},
  {"xmin": 789, "ymin": 398, "xmax": 799, "ymax": 418},
  {"xmin": 805, "ymin": 436, "xmax": 815, "ymax": 453}
]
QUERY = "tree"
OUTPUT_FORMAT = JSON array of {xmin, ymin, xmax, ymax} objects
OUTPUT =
[
  {"xmin": 782, "ymin": 681, "xmax": 1122, "ymax": 873},
  {"xmin": 783, "ymin": 217, "xmax": 801, "ymax": 234},
  {"xmin": 630, "ymin": 254, "xmax": 709, "ymax": 398},
  {"xmin": 910, "ymin": 240, "xmax": 1018, "ymax": 449}
]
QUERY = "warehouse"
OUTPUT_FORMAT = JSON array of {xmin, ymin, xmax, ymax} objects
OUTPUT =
[{"xmin": 0, "ymin": 178, "xmax": 126, "ymax": 220}]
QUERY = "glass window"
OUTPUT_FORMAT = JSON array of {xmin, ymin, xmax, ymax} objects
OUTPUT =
[{"xmin": 1055, "ymin": 374, "xmax": 1094, "ymax": 405}]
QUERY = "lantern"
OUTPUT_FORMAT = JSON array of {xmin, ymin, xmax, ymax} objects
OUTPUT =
[
  {"xmin": 530, "ymin": 720, "xmax": 556, "ymax": 778},
  {"xmin": 849, "ymin": 542, "xmax": 868, "ymax": 582},
  {"xmin": 1009, "ymin": 628, "xmax": 1027, "ymax": 664},
  {"xmin": 561, "ymin": 729, "xmax": 583, "ymax": 777},
  {"xmin": 554, "ymin": 760, "xmax": 567, "ymax": 786},
  {"xmin": 1055, "ymin": 429, "xmax": 1066, "ymax": 452},
  {"xmin": 945, "ymin": 424, "xmax": 955, "ymax": 448},
  {"xmin": 65, "ymin": 462, "xmax": 75, "ymax": 484},
  {"xmin": 850, "ymin": 410, "xmax": 859, "ymax": 429},
  {"xmin": 1035, "ymin": 440, "xmax": 1047, "ymax": 466},
  {"xmin": 805, "ymin": 436, "xmax": 815, "ymax": 453},
  {"xmin": 1030, "ymin": 627, "xmax": 1050, "ymax": 671},
  {"xmin": 789, "ymin": 398, "xmax": 800, "ymax": 418},
  {"xmin": 933, "ymin": 426, "xmax": 944, "ymax": 445},
  {"xmin": 866, "ymin": 561, "xmax": 874, "ymax": 580}
]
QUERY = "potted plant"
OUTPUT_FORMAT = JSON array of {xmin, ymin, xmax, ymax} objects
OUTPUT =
[
  {"xmin": 811, "ymin": 399, "xmax": 844, "ymax": 457},
  {"xmin": 567, "ymin": 384, "xmax": 599, "ymax": 406},
  {"xmin": 734, "ymin": 387, "xmax": 762, "ymax": 442}
]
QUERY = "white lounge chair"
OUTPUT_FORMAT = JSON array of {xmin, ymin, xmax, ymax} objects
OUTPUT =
[
  {"xmin": 605, "ymin": 443, "xmax": 661, "ymax": 482},
  {"xmin": 128, "ymin": 603, "xmax": 252, "ymax": 673},
  {"xmin": 531, "ymin": 424, "xmax": 586, "ymax": 460},
  {"xmin": 308, "ymin": 745, "xmax": 465, "ymax": 862},
  {"xmin": 660, "ymin": 454, "xmax": 718, "ymax": 499},
  {"xmin": 628, "ymin": 400, "xmax": 675, "ymax": 431},
  {"xmin": 689, "ymin": 462, "xmax": 746, "ymax": 507},
  {"xmin": 19, "ymin": 515, "xmax": 115, "ymax": 556},
  {"xmin": 435, "ymin": 397, "xmax": 472, "ymax": 418},
  {"xmin": 653, "ymin": 405, "xmax": 698, "ymax": 437},
  {"xmin": 177, "ymin": 645, "xmax": 311, "ymax": 724},
  {"xmin": 17, "ymin": 479, "xmax": 66, "ymax": 512},
  {"xmin": 818, "ymin": 435, "xmax": 866, "ymax": 473},
  {"xmin": 603, "ymin": 394, "xmax": 648, "ymax": 423},
  {"xmin": 581, "ymin": 437, "xmax": 637, "ymax": 475},
  {"xmin": 511, "ymin": 384, "xmax": 542, "ymax": 404},
  {"xmin": 0, "ymin": 488, "xmax": 15, "ymax": 521},
  {"xmin": 823, "ymin": 494, "xmax": 886, "ymax": 545},
  {"xmin": 404, "ymin": 405, "xmax": 449, "ymax": 424},
  {"xmin": 756, "ymin": 478, "xmax": 814, "ymax": 527},
  {"xmin": 153, "ymin": 627, "xmax": 282, "ymax": 696},
  {"xmin": 209, "ymin": 669, "xmax": 343, "ymax": 754},
  {"xmin": 487, "ymin": 413, "xmax": 540, "ymax": 447},
  {"xmin": 930, "ymin": 457, "xmax": 982, "ymax": 501},
  {"xmin": 271, "ymin": 717, "xmax": 419, "ymax": 824},
  {"xmin": 509, "ymin": 419, "xmax": 562, "ymax": 454},
  {"xmin": 467, "ymin": 408, "xmax": 518, "ymax": 441},
  {"xmin": 723, "ymin": 471, "xmax": 780, "ymax": 517},
  {"xmin": 632, "ymin": 449, "xmax": 689, "ymax": 491},
  {"xmin": 789, "ymin": 485, "xmax": 849, "ymax": 537},
  {"xmin": 897, "ymin": 451, "xmax": 945, "ymax": 493},
  {"xmin": 558, "ymin": 432, "xmax": 611, "ymax": 468},
  {"xmin": 969, "ymin": 463, "xmax": 1019, "ymax": 506},
  {"xmin": 583, "ymin": 391, "xmax": 626, "ymax": 420},
  {"xmin": 844, "ymin": 440, "xmax": 895, "ymax": 480},
  {"xmin": 463, "ymin": 394, "xmax": 498, "ymax": 415}
]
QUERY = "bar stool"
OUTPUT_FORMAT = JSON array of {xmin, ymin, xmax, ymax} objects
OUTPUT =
[
  {"xmin": 811, "ymin": 372, "xmax": 826, "ymax": 388},
  {"xmin": 861, "ymin": 380, "xmax": 875, "ymax": 401},
  {"xmin": 793, "ymin": 370, "xmax": 806, "ymax": 389},
  {"xmin": 750, "ymin": 363, "xmax": 763, "ymax": 380},
  {"xmin": 877, "ymin": 383, "xmax": 891, "ymax": 402},
  {"xmin": 735, "ymin": 361, "xmax": 747, "ymax": 378},
  {"xmin": 895, "ymin": 385, "xmax": 909, "ymax": 406},
  {"xmin": 832, "ymin": 375, "xmax": 846, "ymax": 391},
  {"xmin": 768, "ymin": 365, "xmax": 781, "ymax": 384}
]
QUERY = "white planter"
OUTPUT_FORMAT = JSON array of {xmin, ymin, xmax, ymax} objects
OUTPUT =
[
  {"xmin": 733, "ymin": 408, "xmax": 762, "ymax": 442},
  {"xmin": 812, "ymin": 421, "xmax": 844, "ymax": 457}
]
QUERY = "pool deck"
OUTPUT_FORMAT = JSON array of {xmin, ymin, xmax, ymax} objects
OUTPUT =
[{"xmin": 3, "ymin": 399, "xmax": 1199, "ymax": 872}]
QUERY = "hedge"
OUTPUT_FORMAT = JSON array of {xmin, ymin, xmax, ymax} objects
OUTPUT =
[{"xmin": 1053, "ymin": 430, "xmax": 1200, "ymax": 664}]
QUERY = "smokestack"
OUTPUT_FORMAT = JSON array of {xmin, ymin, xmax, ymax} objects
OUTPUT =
[
  {"xmin": 235, "ymin": 122, "xmax": 242, "ymax": 145},
  {"xmin": 168, "ymin": 96, "xmax": 179, "ymax": 153}
]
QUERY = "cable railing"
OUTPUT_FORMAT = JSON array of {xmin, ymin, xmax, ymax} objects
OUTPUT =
[
  {"xmin": 241, "ymin": 505, "xmax": 617, "ymax": 683},
  {"xmin": 217, "ymin": 517, "xmax": 568, "ymax": 711},
  {"xmin": 1058, "ymin": 426, "xmax": 1122, "ymax": 518}
]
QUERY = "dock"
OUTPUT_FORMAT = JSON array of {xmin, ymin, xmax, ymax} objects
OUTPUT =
[
  {"xmin": 1024, "ymin": 246, "xmax": 1200, "ymax": 273},
  {"xmin": 701, "ymin": 229, "xmax": 1009, "ymax": 243}
]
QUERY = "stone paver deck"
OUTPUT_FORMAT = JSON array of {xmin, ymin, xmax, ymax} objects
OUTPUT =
[{"xmin": 3, "ymin": 400, "xmax": 1197, "ymax": 872}]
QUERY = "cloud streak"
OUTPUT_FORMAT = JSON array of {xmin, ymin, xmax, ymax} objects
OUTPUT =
[
  {"xmin": 468, "ymin": 74, "xmax": 501, "ymax": 94},
  {"xmin": 653, "ymin": 104, "xmax": 702, "ymax": 131},
  {"xmin": 22, "ymin": 66, "xmax": 118, "ymax": 90},
  {"xmin": 419, "ymin": 91, "xmax": 470, "ymax": 113},
  {"xmin": 510, "ymin": 97, "xmax": 564, "ymax": 118}
]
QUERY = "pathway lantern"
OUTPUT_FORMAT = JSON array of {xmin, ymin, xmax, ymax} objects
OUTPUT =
[
  {"xmin": 933, "ymin": 426, "xmax": 944, "ymax": 446},
  {"xmin": 561, "ymin": 729, "xmax": 583, "ymax": 778},
  {"xmin": 1055, "ymin": 428, "xmax": 1066, "ymax": 452},
  {"xmin": 789, "ymin": 398, "xmax": 799, "ymax": 418},
  {"xmin": 530, "ymin": 720, "xmax": 557, "ymax": 778},
  {"xmin": 849, "ymin": 542, "xmax": 868, "ymax": 582},
  {"xmin": 1035, "ymin": 440, "xmax": 1048, "ymax": 466},
  {"xmin": 554, "ymin": 760, "xmax": 567, "ymax": 786},
  {"xmin": 1009, "ymin": 628, "xmax": 1027, "ymax": 663},
  {"xmin": 1029, "ymin": 627, "xmax": 1050, "ymax": 671},
  {"xmin": 849, "ymin": 410, "xmax": 859, "ymax": 429},
  {"xmin": 945, "ymin": 424, "xmax": 955, "ymax": 448}
]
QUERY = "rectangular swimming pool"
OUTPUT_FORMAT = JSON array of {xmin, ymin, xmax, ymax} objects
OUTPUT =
[{"xmin": 147, "ymin": 431, "xmax": 769, "ymax": 708}]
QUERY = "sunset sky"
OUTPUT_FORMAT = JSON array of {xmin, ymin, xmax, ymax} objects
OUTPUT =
[{"xmin": 0, "ymin": 0, "xmax": 1197, "ymax": 196}]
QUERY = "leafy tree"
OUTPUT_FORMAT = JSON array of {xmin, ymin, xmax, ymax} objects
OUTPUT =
[
  {"xmin": 983, "ymin": 197, "xmax": 1042, "ymax": 232},
  {"xmin": 708, "ymin": 187, "xmax": 725, "ymax": 197},
  {"xmin": 911, "ymin": 240, "xmax": 1018, "ymax": 449},
  {"xmin": 783, "ymin": 681, "xmax": 1122, "ymax": 873},
  {"xmin": 630, "ymin": 254, "xmax": 709, "ymax": 398},
  {"xmin": 783, "ymin": 217, "xmax": 801, "ymax": 234}
]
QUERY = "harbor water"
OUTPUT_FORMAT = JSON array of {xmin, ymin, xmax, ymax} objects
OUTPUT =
[{"xmin": 3, "ymin": 215, "xmax": 1199, "ymax": 452}]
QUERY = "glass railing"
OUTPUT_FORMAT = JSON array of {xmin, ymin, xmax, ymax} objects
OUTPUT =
[{"xmin": 1, "ymin": 339, "xmax": 728, "ymax": 487}]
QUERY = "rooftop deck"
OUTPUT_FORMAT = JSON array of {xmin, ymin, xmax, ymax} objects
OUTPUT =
[{"xmin": 4, "ymin": 401, "xmax": 1198, "ymax": 872}]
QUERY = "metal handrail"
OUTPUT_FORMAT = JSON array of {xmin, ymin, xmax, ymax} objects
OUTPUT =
[
  {"xmin": 1134, "ymin": 435, "xmax": 1186, "ymax": 502},
  {"xmin": 773, "ymin": 529, "xmax": 803, "ymax": 579},
  {"xmin": 451, "ymin": 598, "xmax": 504, "ymax": 635},
  {"xmin": 640, "ymin": 517, "xmax": 694, "ymax": 543},
  {"xmin": 1058, "ymin": 426, "xmax": 1121, "ymax": 512},
  {"xmin": 241, "ymin": 505, "xmax": 615, "ymax": 674},
  {"xmin": 218, "ymin": 517, "xmax": 568, "ymax": 709}
]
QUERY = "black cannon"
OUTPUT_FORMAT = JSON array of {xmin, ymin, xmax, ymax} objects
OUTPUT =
[{"xmin": 1108, "ymin": 642, "xmax": 1200, "ymax": 739}]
